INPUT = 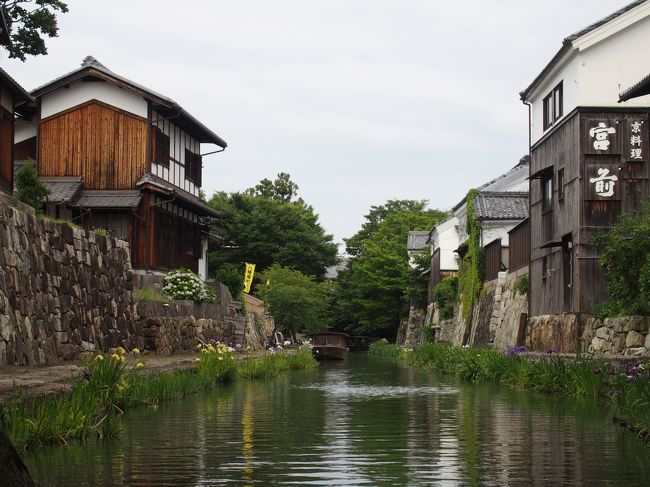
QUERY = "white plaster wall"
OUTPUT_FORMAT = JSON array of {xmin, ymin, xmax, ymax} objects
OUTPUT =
[
  {"xmin": 198, "ymin": 238, "xmax": 208, "ymax": 281},
  {"xmin": 437, "ymin": 220, "xmax": 460, "ymax": 271},
  {"xmin": 14, "ymin": 120, "xmax": 37, "ymax": 143},
  {"xmin": 577, "ymin": 14, "xmax": 650, "ymax": 108},
  {"xmin": 480, "ymin": 220, "xmax": 523, "ymax": 247},
  {"xmin": 529, "ymin": 13, "xmax": 650, "ymax": 145},
  {"xmin": 529, "ymin": 54, "xmax": 581, "ymax": 144},
  {"xmin": 41, "ymin": 80, "xmax": 147, "ymax": 119},
  {"xmin": 151, "ymin": 110, "xmax": 201, "ymax": 197}
]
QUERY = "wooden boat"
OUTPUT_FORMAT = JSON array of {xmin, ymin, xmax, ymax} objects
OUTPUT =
[{"xmin": 308, "ymin": 331, "xmax": 349, "ymax": 360}]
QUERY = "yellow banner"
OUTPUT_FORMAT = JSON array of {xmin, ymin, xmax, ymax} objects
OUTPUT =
[{"xmin": 243, "ymin": 263, "xmax": 256, "ymax": 294}]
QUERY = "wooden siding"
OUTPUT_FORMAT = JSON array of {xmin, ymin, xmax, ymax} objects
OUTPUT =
[
  {"xmin": 484, "ymin": 238, "xmax": 502, "ymax": 282},
  {"xmin": 508, "ymin": 219, "xmax": 530, "ymax": 272},
  {"xmin": 38, "ymin": 101, "xmax": 148, "ymax": 189},
  {"xmin": 530, "ymin": 109, "xmax": 649, "ymax": 317},
  {"xmin": 0, "ymin": 108, "xmax": 12, "ymax": 191}
]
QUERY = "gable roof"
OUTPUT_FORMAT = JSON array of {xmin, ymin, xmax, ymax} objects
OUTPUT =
[
  {"xmin": 474, "ymin": 192, "xmax": 529, "ymax": 221},
  {"xmin": 520, "ymin": 0, "xmax": 648, "ymax": 101},
  {"xmin": 619, "ymin": 72, "xmax": 650, "ymax": 101},
  {"xmin": 0, "ymin": 67, "xmax": 32, "ymax": 103},
  {"xmin": 31, "ymin": 56, "xmax": 227, "ymax": 148}
]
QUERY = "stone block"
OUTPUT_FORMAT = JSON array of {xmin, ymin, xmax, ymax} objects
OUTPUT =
[
  {"xmin": 630, "ymin": 316, "xmax": 649, "ymax": 332},
  {"xmin": 645, "ymin": 333, "xmax": 650, "ymax": 350},
  {"xmin": 57, "ymin": 343, "xmax": 79, "ymax": 361},
  {"xmin": 626, "ymin": 330, "xmax": 645, "ymax": 348},
  {"xmin": 595, "ymin": 327, "xmax": 609, "ymax": 339},
  {"xmin": 625, "ymin": 347, "xmax": 647, "ymax": 357},
  {"xmin": 613, "ymin": 317, "xmax": 629, "ymax": 333}
]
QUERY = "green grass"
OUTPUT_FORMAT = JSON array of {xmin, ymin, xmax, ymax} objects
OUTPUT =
[
  {"xmin": 0, "ymin": 346, "xmax": 317, "ymax": 450},
  {"xmin": 133, "ymin": 287, "xmax": 168, "ymax": 302},
  {"xmin": 238, "ymin": 347, "xmax": 318, "ymax": 379},
  {"xmin": 369, "ymin": 341, "xmax": 650, "ymax": 437}
]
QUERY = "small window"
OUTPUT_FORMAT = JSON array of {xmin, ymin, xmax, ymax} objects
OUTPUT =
[
  {"xmin": 557, "ymin": 168, "xmax": 564, "ymax": 201},
  {"xmin": 543, "ymin": 81, "xmax": 563, "ymax": 130},
  {"xmin": 152, "ymin": 127, "xmax": 170, "ymax": 167},
  {"xmin": 184, "ymin": 149, "xmax": 202, "ymax": 185},
  {"xmin": 542, "ymin": 172, "xmax": 553, "ymax": 212}
]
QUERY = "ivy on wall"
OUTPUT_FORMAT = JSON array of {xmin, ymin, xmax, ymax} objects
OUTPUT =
[{"xmin": 458, "ymin": 189, "xmax": 484, "ymax": 322}]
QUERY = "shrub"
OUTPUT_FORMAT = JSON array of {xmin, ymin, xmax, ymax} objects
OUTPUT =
[
  {"xmin": 162, "ymin": 268, "xmax": 215, "ymax": 303},
  {"xmin": 433, "ymin": 276, "xmax": 458, "ymax": 319},
  {"xmin": 15, "ymin": 162, "xmax": 50, "ymax": 213},
  {"xmin": 513, "ymin": 274, "xmax": 529, "ymax": 296},
  {"xmin": 592, "ymin": 198, "xmax": 650, "ymax": 316},
  {"xmin": 215, "ymin": 264, "xmax": 244, "ymax": 298}
]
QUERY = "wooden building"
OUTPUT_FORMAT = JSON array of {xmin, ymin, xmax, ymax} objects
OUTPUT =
[
  {"xmin": 15, "ymin": 56, "xmax": 227, "ymax": 277},
  {"xmin": 520, "ymin": 2, "xmax": 650, "ymax": 319},
  {"xmin": 0, "ymin": 68, "xmax": 31, "ymax": 194}
]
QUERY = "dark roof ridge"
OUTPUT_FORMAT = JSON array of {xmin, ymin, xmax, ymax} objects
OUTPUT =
[{"xmin": 478, "ymin": 191, "xmax": 529, "ymax": 197}]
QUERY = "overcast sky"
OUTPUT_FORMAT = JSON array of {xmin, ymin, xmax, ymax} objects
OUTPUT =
[{"xmin": 1, "ymin": 0, "xmax": 632, "ymax": 246}]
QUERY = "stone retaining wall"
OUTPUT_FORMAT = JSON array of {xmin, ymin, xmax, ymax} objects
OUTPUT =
[
  {"xmin": 0, "ymin": 194, "xmax": 239, "ymax": 366},
  {"xmin": 582, "ymin": 315, "xmax": 650, "ymax": 357},
  {"xmin": 431, "ymin": 270, "xmax": 528, "ymax": 349}
]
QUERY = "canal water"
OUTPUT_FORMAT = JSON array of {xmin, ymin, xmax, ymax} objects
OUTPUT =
[{"xmin": 25, "ymin": 354, "xmax": 650, "ymax": 486}]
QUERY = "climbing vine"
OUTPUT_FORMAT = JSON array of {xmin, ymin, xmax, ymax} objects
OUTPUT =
[{"xmin": 458, "ymin": 189, "xmax": 483, "ymax": 322}]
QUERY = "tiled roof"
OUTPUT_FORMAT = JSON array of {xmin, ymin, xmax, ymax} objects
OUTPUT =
[
  {"xmin": 474, "ymin": 192, "xmax": 529, "ymax": 221},
  {"xmin": 407, "ymin": 230, "xmax": 430, "ymax": 251},
  {"xmin": 619, "ymin": 72, "xmax": 650, "ymax": 102},
  {"xmin": 40, "ymin": 177, "xmax": 83, "ymax": 204},
  {"xmin": 75, "ymin": 190, "xmax": 142, "ymax": 209},
  {"xmin": 0, "ymin": 67, "xmax": 32, "ymax": 102}
]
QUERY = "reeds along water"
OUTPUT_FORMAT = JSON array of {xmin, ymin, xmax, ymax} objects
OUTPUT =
[
  {"xmin": 369, "ymin": 341, "xmax": 650, "ymax": 436},
  {"xmin": 0, "ymin": 346, "xmax": 317, "ymax": 450}
]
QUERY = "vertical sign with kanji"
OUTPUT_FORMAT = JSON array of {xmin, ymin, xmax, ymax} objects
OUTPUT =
[
  {"xmin": 243, "ymin": 263, "xmax": 256, "ymax": 294},
  {"xmin": 626, "ymin": 118, "xmax": 647, "ymax": 162}
]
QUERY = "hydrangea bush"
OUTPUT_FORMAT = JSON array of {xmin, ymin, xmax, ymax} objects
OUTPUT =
[{"xmin": 162, "ymin": 268, "xmax": 216, "ymax": 303}]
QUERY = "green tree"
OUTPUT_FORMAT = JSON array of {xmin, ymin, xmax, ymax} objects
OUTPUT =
[
  {"xmin": 257, "ymin": 264, "xmax": 332, "ymax": 341},
  {"xmin": 244, "ymin": 172, "xmax": 301, "ymax": 203},
  {"xmin": 344, "ymin": 199, "xmax": 432, "ymax": 257},
  {"xmin": 593, "ymin": 198, "xmax": 650, "ymax": 317},
  {"xmin": 207, "ymin": 184, "xmax": 337, "ymax": 280},
  {"xmin": 335, "ymin": 202, "xmax": 446, "ymax": 338},
  {"xmin": 14, "ymin": 162, "xmax": 50, "ymax": 213},
  {"xmin": 1, "ymin": 0, "xmax": 69, "ymax": 61}
]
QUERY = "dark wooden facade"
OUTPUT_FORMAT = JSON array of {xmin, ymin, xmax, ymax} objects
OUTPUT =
[
  {"xmin": 508, "ymin": 218, "xmax": 530, "ymax": 273},
  {"xmin": 483, "ymin": 238, "xmax": 504, "ymax": 282},
  {"xmin": 530, "ymin": 109, "xmax": 649, "ymax": 316},
  {"xmin": 1, "ymin": 71, "xmax": 31, "ymax": 193},
  {"xmin": 38, "ymin": 101, "xmax": 149, "ymax": 189}
]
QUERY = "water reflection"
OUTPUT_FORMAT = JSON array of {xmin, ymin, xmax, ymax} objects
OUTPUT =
[{"xmin": 25, "ymin": 354, "xmax": 650, "ymax": 486}]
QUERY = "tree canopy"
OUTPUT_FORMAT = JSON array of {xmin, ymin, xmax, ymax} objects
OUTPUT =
[
  {"xmin": 256, "ymin": 264, "xmax": 332, "ymax": 339},
  {"xmin": 244, "ymin": 172, "xmax": 301, "ymax": 204},
  {"xmin": 1, "ymin": 0, "xmax": 69, "ymax": 61},
  {"xmin": 334, "ymin": 200, "xmax": 446, "ymax": 338},
  {"xmin": 207, "ymin": 174, "xmax": 338, "ymax": 282}
]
